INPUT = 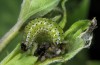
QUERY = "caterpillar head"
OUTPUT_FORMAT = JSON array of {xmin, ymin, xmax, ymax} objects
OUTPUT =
[{"xmin": 21, "ymin": 42, "xmax": 28, "ymax": 51}]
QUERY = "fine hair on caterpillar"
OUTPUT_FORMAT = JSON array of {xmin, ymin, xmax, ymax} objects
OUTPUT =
[{"xmin": 21, "ymin": 18, "xmax": 65, "ymax": 60}]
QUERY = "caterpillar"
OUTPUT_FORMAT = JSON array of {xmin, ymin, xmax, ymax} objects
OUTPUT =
[{"xmin": 21, "ymin": 18, "xmax": 64, "ymax": 52}]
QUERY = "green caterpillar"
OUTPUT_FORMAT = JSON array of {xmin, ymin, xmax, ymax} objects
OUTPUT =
[{"xmin": 21, "ymin": 18, "xmax": 64, "ymax": 51}]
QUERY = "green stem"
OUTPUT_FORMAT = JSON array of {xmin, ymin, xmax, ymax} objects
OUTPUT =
[
  {"xmin": 0, "ymin": 19, "xmax": 24, "ymax": 52},
  {"xmin": 59, "ymin": 0, "xmax": 67, "ymax": 29}
]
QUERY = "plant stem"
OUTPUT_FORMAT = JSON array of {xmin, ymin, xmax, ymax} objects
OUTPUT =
[{"xmin": 0, "ymin": 19, "xmax": 24, "ymax": 52}]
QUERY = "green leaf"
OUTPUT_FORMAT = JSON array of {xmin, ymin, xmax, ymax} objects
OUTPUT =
[
  {"xmin": 62, "ymin": 19, "xmax": 95, "ymax": 62},
  {"xmin": 0, "ymin": 44, "xmax": 38, "ymax": 65},
  {"xmin": 19, "ymin": 0, "xmax": 60, "ymax": 22},
  {"xmin": 64, "ymin": 20, "xmax": 90, "ymax": 39},
  {"xmin": 6, "ymin": 54, "xmax": 37, "ymax": 65}
]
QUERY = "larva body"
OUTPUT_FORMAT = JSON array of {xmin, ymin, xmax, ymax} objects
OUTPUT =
[{"xmin": 21, "ymin": 18, "xmax": 64, "ymax": 51}]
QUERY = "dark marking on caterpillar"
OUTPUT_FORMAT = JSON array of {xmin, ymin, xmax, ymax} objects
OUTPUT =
[
  {"xmin": 22, "ymin": 18, "xmax": 63, "ymax": 48},
  {"xmin": 21, "ymin": 18, "xmax": 66, "ymax": 61}
]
